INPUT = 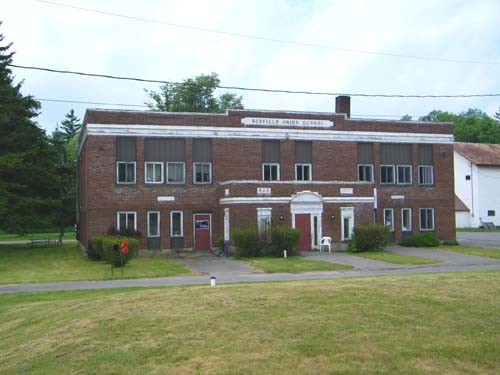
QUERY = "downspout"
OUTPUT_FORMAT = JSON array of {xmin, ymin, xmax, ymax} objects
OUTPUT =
[
  {"xmin": 373, "ymin": 187, "xmax": 378, "ymax": 225},
  {"xmin": 470, "ymin": 161, "xmax": 474, "ymax": 224}
]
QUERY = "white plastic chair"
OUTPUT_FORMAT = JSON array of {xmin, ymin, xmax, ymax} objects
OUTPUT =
[{"xmin": 320, "ymin": 236, "xmax": 332, "ymax": 253}]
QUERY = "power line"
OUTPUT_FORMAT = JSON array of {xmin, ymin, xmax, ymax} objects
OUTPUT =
[
  {"xmin": 9, "ymin": 64, "xmax": 500, "ymax": 98},
  {"xmin": 33, "ymin": 97, "xmax": 425, "ymax": 118},
  {"xmin": 34, "ymin": 0, "xmax": 500, "ymax": 66}
]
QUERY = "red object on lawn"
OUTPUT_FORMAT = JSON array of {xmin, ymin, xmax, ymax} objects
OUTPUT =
[{"xmin": 120, "ymin": 240, "xmax": 129, "ymax": 254}]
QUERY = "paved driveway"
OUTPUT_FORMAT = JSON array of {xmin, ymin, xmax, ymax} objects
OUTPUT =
[{"xmin": 456, "ymin": 231, "xmax": 500, "ymax": 248}]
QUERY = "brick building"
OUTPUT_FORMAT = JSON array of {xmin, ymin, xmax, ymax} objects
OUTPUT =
[{"xmin": 77, "ymin": 96, "xmax": 456, "ymax": 252}]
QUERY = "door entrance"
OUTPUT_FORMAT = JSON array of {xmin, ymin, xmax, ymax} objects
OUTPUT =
[
  {"xmin": 194, "ymin": 214, "xmax": 211, "ymax": 251},
  {"xmin": 295, "ymin": 213, "xmax": 311, "ymax": 251}
]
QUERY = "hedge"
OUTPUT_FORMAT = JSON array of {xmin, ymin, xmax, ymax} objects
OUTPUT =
[
  {"xmin": 89, "ymin": 235, "xmax": 139, "ymax": 266},
  {"xmin": 350, "ymin": 225, "xmax": 390, "ymax": 252},
  {"xmin": 399, "ymin": 232, "xmax": 440, "ymax": 247},
  {"xmin": 232, "ymin": 225, "xmax": 300, "ymax": 257}
]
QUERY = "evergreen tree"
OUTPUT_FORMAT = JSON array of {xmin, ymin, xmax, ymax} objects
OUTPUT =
[
  {"xmin": 145, "ymin": 73, "xmax": 243, "ymax": 113},
  {"xmin": 59, "ymin": 109, "xmax": 81, "ymax": 143},
  {"xmin": 0, "ymin": 25, "xmax": 60, "ymax": 233}
]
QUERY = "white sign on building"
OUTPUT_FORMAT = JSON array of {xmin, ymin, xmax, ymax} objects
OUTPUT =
[{"xmin": 242, "ymin": 117, "xmax": 333, "ymax": 128}]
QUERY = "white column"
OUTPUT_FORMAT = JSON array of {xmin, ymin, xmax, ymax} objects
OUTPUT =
[{"xmin": 224, "ymin": 208, "xmax": 230, "ymax": 241}]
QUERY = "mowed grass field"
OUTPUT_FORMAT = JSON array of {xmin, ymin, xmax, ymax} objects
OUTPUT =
[
  {"xmin": 1, "ymin": 271, "xmax": 499, "ymax": 374},
  {"xmin": 0, "ymin": 244, "xmax": 192, "ymax": 284},
  {"xmin": 243, "ymin": 256, "xmax": 353, "ymax": 273},
  {"xmin": 350, "ymin": 251, "xmax": 442, "ymax": 265}
]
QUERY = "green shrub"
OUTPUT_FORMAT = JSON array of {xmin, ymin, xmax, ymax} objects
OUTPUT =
[
  {"xmin": 232, "ymin": 226, "xmax": 262, "ymax": 257},
  {"xmin": 442, "ymin": 238, "xmax": 459, "ymax": 246},
  {"xmin": 350, "ymin": 225, "xmax": 390, "ymax": 252},
  {"xmin": 88, "ymin": 235, "xmax": 138, "ymax": 266},
  {"xmin": 215, "ymin": 237, "xmax": 225, "ymax": 250},
  {"xmin": 399, "ymin": 232, "xmax": 440, "ymax": 247},
  {"xmin": 264, "ymin": 225, "xmax": 301, "ymax": 257}
]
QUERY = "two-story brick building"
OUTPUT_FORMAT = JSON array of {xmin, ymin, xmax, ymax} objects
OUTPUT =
[{"xmin": 77, "ymin": 96, "xmax": 456, "ymax": 252}]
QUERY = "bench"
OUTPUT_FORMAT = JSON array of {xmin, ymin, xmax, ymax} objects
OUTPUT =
[{"xmin": 29, "ymin": 238, "xmax": 62, "ymax": 248}]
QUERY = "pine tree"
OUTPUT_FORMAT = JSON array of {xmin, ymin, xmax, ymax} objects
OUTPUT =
[
  {"xmin": 0, "ymin": 25, "xmax": 61, "ymax": 233},
  {"xmin": 59, "ymin": 109, "xmax": 81, "ymax": 143}
]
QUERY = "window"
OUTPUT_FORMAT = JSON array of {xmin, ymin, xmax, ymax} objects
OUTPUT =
[
  {"xmin": 488, "ymin": 210, "xmax": 496, "ymax": 217},
  {"xmin": 166, "ymin": 162, "xmax": 185, "ymax": 183},
  {"xmin": 295, "ymin": 164, "xmax": 312, "ymax": 181},
  {"xmin": 117, "ymin": 211, "xmax": 137, "ymax": 231},
  {"xmin": 397, "ymin": 165, "xmax": 412, "ymax": 185},
  {"xmin": 419, "ymin": 165, "xmax": 434, "ymax": 185},
  {"xmin": 383, "ymin": 208, "xmax": 394, "ymax": 231},
  {"xmin": 193, "ymin": 162, "xmax": 211, "ymax": 184},
  {"xmin": 380, "ymin": 165, "xmax": 395, "ymax": 184},
  {"xmin": 147, "ymin": 211, "xmax": 160, "ymax": 237},
  {"xmin": 145, "ymin": 162, "xmax": 163, "ymax": 183},
  {"xmin": 419, "ymin": 208, "xmax": 435, "ymax": 231},
  {"xmin": 465, "ymin": 175, "xmax": 471, "ymax": 181},
  {"xmin": 257, "ymin": 208, "xmax": 272, "ymax": 237},
  {"xmin": 116, "ymin": 162, "xmax": 136, "ymax": 184},
  {"xmin": 402, "ymin": 208, "xmax": 412, "ymax": 231},
  {"xmin": 263, "ymin": 163, "xmax": 280, "ymax": 181},
  {"xmin": 170, "ymin": 211, "xmax": 183, "ymax": 237},
  {"xmin": 358, "ymin": 164, "xmax": 373, "ymax": 182}
]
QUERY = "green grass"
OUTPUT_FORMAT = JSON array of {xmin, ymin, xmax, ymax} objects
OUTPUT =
[
  {"xmin": 0, "ymin": 271, "xmax": 499, "ymax": 374},
  {"xmin": 456, "ymin": 227, "xmax": 499, "ymax": 232},
  {"xmin": 0, "ymin": 244, "xmax": 192, "ymax": 284},
  {"xmin": 243, "ymin": 256, "xmax": 353, "ymax": 273},
  {"xmin": 350, "ymin": 251, "xmax": 441, "ymax": 265},
  {"xmin": 0, "ymin": 227, "xmax": 76, "ymax": 242},
  {"xmin": 442, "ymin": 245, "xmax": 500, "ymax": 259}
]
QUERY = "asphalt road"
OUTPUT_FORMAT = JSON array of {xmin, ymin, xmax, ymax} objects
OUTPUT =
[{"xmin": 456, "ymin": 231, "xmax": 500, "ymax": 248}]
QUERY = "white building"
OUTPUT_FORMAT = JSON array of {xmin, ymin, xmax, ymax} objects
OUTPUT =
[{"xmin": 454, "ymin": 143, "xmax": 500, "ymax": 228}]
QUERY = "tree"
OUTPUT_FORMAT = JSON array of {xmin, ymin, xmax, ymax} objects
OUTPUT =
[
  {"xmin": 145, "ymin": 73, "xmax": 243, "ymax": 113},
  {"xmin": 53, "ymin": 109, "xmax": 81, "ymax": 144},
  {"xmin": 419, "ymin": 108, "xmax": 500, "ymax": 144},
  {"xmin": 400, "ymin": 114, "xmax": 412, "ymax": 121},
  {"xmin": 0, "ymin": 25, "xmax": 61, "ymax": 233},
  {"xmin": 495, "ymin": 107, "xmax": 500, "ymax": 122}
]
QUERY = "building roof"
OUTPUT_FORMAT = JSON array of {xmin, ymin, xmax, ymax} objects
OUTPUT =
[
  {"xmin": 455, "ymin": 195, "xmax": 470, "ymax": 212},
  {"xmin": 454, "ymin": 143, "xmax": 500, "ymax": 166}
]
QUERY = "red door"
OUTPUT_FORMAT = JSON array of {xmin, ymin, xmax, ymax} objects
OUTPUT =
[
  {"xmin": 194, "ymin": 214, "xmax": 211, "ymax": 251},
  {"xmin": 295, "ymin": 214, "xmax": 311, "ymax": 251}
]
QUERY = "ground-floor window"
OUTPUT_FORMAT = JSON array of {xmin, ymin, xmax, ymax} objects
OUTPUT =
[
  {"xmin": 117, "ymin": 211, "xmax": 137, "ymax": 231},
  {"xmin": 170, "ymin": 211, "xmax": 183, "ymax": 236},
  {"xmin": 147, "ymin": 211, "xmax": 160, "ymax": 237},
  {"xmin": 257, "ymin": 208, "xmax": 272, "ymax": 237},
  {"xmin": 401, "ymin": 208, "xmax": 412, "ymax": 231},
  {"xmin": 419, "ymin": 208, "xmax": 435, "ymax": 231},
  {"xmin": 383, "ymin": 208, "xmax": 394, "ymax": 231}
]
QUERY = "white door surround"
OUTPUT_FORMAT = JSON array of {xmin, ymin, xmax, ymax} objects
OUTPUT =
[
  {"xmin": 341, "ymin": 207, "xmax": 354, "ymax": 241},
  {"xmin": 290, "ymin": 191, "xmax": 323, "ymax": 249}
]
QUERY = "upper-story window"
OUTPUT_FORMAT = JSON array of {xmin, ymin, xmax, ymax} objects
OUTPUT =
[
  {"xmin": 116, "ymin": 137, "xmax": 137, "ymax": 184},
  {"xmin": 262, "ymin": 140, "xmax": 280, "ymax": 181},
  {"xmin": 418, "ymin": 144, "xmax": 434, "ymax": 186},
  {"xmin": 380, "ymin": 144, "xmax": 412, "ymax": 185},
  {"xmin": 145, "ymin": 138, "xmax": 185, "ymax": 185},
  {"xmin": 145, "ymin": 162, "xmax": 163, "ymax": 184},
  {"xmin": 193, "ymin": 139, "xmax": 212, "ymax": 184},
  {"xmin": 295, "ymin": 141, "xmax": 312, "ymax": 181},
  {"xmin": 357, "ymin": 143, "xmax": 374, "ymax": 182},
  {"xmin": 397, "ymin": 165, "xmax": 412, "ymax": 185}
]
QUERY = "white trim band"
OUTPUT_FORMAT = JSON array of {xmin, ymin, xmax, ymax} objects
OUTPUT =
[
  {"xmin": 85, "ymin": 123, "xmax": 454, "ymax": 144},
  {"xmin": 220, "ymin": 196, "xmax": 374, "ymax": 204}
]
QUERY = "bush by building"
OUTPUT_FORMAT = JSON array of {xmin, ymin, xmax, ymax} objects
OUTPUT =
[
  {"xmin": 350, "ymin": 225, "xmax": 390, "ymax": 252},
  {"xmin": 399, "ymin": 232, "xmax": 440, "ymax": 247},
  {"xmin": 442, "ymin": 238, "xmax": 459, "ymax": 246},
  {"xmin": 232, "ymin": 225, "xmax": 300, "ymax": 257},
  {"xmin": 88, "ymin": 235, "xmax": 139, "ymax": 266}
]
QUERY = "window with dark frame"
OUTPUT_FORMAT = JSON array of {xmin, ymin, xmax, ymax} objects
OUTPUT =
[
  {"xmin": 488, "ymin": 210, "xmax": 496, "ymax": 217},
  {"xmin": 397, "ymin": 165, "xmax": 412, "ymax": 184}
]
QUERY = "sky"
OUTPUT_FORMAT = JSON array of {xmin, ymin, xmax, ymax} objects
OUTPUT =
[{"xmin": 1, "ymin": 0, "xmax": 499, "ymax": 133}]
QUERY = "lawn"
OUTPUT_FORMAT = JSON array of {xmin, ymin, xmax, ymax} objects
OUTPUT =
[
  {"xmin": 0, "ymin": 244, "xmax": 192, "ymax": 284},
  {"xmin": 350, "ymin": 251, "xmax": 441, "ymax": 265},
  {"xmin": 442, "ymin": 245, "xmax": 500, "ymax": 259},
  {"xmin": 0, "ymin": 227, "xmax": 76, "ymax": 242},
  {"xmin": 456, "ymin": 227, "xmax": 499, "ymax": 232},
  {"xmin": 243, "ymin": 256, "xmax": 353, "ymax": 273},
  {"xmin": 0, "ymin": 271, "xmax": 499, "ymax": 374}
]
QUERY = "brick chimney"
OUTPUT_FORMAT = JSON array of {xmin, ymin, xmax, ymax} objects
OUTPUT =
[{"xmin": 335, "ymin": 96, "xmax": 351, "ymax": 118}]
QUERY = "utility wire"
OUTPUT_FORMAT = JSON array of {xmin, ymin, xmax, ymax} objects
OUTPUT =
[
  {"xmin": 9, "ymin": 64, "xmax": 500, "ymax": 98},
  {"xmin": 34, "ymin": 0, "xmax": 500, "ymax": 66}
]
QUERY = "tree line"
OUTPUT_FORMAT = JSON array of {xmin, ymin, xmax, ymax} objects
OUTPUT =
[{"xmin": 0, "ymin": 25, "xmax": 499, "ymax": 234}]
